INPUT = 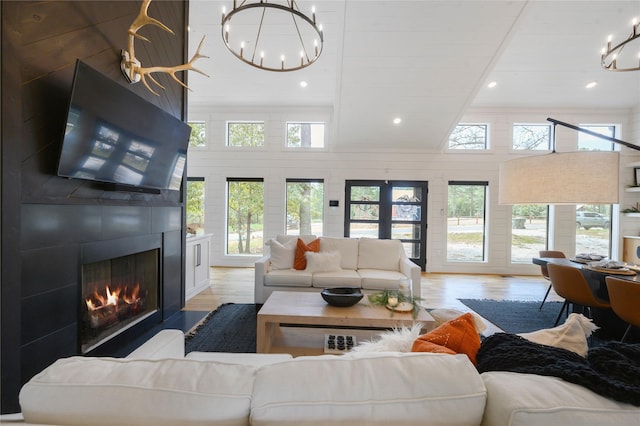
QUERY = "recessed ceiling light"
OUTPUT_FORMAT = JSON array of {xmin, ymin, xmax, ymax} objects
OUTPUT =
[
  {"xmin": 487, "ymin": 81, "xmax": 497, "ymax": 88},
  {"xmin": 299, "ymin": 81, "xmax": 308, "ymax": 88},
  {"xmin": 393, "ymin": 117, "xmax": 402, "ymax": 125},
  {"xmin": 585, "ymin": 81, "xmax": 597, "ymax": 89}
]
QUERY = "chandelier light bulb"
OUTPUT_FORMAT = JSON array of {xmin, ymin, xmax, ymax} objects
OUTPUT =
[{"xmin": 222, "ymin": 6, "xmax": 226, "ymax": 18}]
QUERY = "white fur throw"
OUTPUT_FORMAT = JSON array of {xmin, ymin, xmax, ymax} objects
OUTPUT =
[
  {"xmin": 352, "ymin": 324, "xmax": 424, "ymax": 353},
  {"xmin": 305, "ymin": 251, "xmax": 342, "ymax": 273},
  {"xmin": 518, "ymin": 313, "xmax": 598, "ymax": 357}
]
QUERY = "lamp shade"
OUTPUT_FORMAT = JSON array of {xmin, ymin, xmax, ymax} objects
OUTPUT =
[{"xmin": 499, "ymin": 151, "xmax": 619, "ymax": 205}]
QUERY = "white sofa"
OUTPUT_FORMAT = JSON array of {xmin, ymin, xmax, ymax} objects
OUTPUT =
[
  {"xmin": 254, "ymin": 235, "xmax": 421, "ymax": 304},
  {"xmin": 5, "ymin": 329, "xmax": 639, "ymax": 426}
]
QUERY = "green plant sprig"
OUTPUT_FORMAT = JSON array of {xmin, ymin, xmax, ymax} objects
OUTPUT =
[{"xmin": 367, "ymin": 289, "xmax": 423, "ymax": 319}]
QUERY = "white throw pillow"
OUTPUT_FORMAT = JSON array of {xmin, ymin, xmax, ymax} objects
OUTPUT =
[
  {"xmin": 305, "ymin": 251, "xmax": 342, "ymax": 273},
  {"xmin": 518, "ymin": 313, "xmax": 597, "ymax": 357},
  {"xmin": 267, "ymin": 238, "xmax": 296, "ymax": 270}
]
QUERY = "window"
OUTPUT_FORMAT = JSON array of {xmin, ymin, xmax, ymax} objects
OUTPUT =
[
  {"xmin": 186, "ymin": 177, "xmax": 205, "ymax": 235},
  {"xmin": 577, "ymin": 125, "xmax": 616, "ymax": 151},
  {"xmin": 226, "ymin": 178, "xmax": 264, "ymax": 255},
  {"xmin": 447, "ymin": 181, "xmax": 488, "ymax": 261},
  {"xmin": 575, "ymin": 125, "xmax": 615, "ymax": 257},
  {"xmin": 188, "ymin": 121, "xmax": 206, "ymax": 147},
  {"xmin": 512, "ymin": 124, "xmax": 551, "ymax": 150},
  {"xmin": 448, "ymin": 124, "xmax": 488, "ymax": 150},
  {"xmin": 286, "ymin": 122, "xmax": 325, "ymax": 148},
  {"xmin": 511, "ymin": 205, "xmax": 548, "ymax": 263},
  {"xmin": 286, "ymin": 179, "xmax": 324, "ymax": 236},
  {"xmin": 227, "ymin": 122, "xmax": 265, "ymax": 147}
]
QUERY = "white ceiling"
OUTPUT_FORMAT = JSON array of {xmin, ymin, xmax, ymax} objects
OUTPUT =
[{"xmin": 187, "ymin": 0, "xmax": 640, "ymax": 152}]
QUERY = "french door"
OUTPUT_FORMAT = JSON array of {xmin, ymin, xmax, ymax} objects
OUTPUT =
[{"xmin": 344, "ymin": 180, "xmax": 428, "ymax": 270}]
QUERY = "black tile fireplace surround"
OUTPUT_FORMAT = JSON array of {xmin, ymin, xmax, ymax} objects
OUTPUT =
[{"xmin": 6, "ymin": 203, "xmax": 185, "ymax": 414}]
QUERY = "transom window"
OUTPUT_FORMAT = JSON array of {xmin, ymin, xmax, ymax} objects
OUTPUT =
[
  {"xmin": 512, "ymin": 124, "xmax": 551, "ymax": 150},
  {"xmin": 188, "ymin": 121, "xmax": 206, "ymax": 147},
  {"xmin": 286, "ymin": 122, "xmax": 325, "ymax": 148},
  {"xmin": 227, "ymin": 122, "xmax": 265, "ymax": 147},
  {"xmin": 448, "ymin": 124, "xmax": 488, "ymax": 150}
]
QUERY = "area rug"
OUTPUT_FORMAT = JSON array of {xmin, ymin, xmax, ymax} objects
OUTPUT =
[
  {"xmin": 185, "ymin": 303, "xmax": 258, "ymax": 354},
  {"xmin": 459, "ymin": 299, "xmax": 564, "ymax": 334}
]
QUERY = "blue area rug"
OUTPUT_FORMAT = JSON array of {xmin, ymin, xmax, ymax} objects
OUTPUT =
[
  {"xmin": 185, "ymin": 303, "xmax": 258, "ymax": 354},
  {"xmin": 459, "ymin": 299, "xmax": 564, "ymax": 333}
]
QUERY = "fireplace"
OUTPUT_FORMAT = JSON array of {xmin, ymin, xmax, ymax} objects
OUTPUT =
[{"xmin": 80, "ymin": 235, "xmax": 162, "ymax": 354}]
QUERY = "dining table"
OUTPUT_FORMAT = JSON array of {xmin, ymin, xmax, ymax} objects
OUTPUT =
[{"xmin": 532, "ymin": 256, "xmax": 637, "ymax": 337}]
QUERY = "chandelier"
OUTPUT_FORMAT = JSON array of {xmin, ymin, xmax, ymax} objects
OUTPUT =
[
  {"xmin": 601, "ymin": 17, "xmax": 640, "ymax": 72},
  {"xmin": 221, "ymin": 1, "xmax": 324, "ymax": 72}
]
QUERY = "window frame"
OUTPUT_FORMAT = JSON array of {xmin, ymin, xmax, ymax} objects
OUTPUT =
[
  {"xmin": 447, "ymin": 124, "xmax": 490, "ymax": 151},
  {"xmin": 225, "ymin": 121, "xmax": 266, "ymax": 148},
  {"xmin": 187, "ymin": 120, "xmax": 207, "ymax": 148},
  {"xmin": 512, "ymin": 123, "xmax": 552, "ymax": 151},
  {"xmin": 225, "ymin": 177, "xmax": 265, "ymax": 256},
  {"xmin": 446, "ymin": 180, "xmax": 489, "ymax": 262},
  {"xmin": 285, "ymin": 178, "xmax": 325, "ymax": 236},
  {"xmin": 284, "ymin": 121, "xmax": 327, "ymax": 150}
]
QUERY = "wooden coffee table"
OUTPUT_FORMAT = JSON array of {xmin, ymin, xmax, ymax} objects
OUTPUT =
[{"xmin": 257, "ymin": 291, "xmax": 436, "ymax": 356}]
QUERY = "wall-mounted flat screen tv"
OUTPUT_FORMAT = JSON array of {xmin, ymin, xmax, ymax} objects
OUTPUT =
[{"xmin": 57, "ymin": 60, "xmax": 191, "ymax": 192}]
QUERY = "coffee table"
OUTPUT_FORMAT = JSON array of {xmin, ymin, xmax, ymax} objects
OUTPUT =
[{"xmin": 257, "ymin": 291, "xmax": 436, "ymax": 356}]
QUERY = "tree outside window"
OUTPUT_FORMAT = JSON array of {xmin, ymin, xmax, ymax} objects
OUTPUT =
[
  {"xmin": 286, "ymin": 179, "xmax": 324, "ymax": 236},
  {"xmin": 286, "ymin": 122, "xmax": 325, "ymax": 148},
  {"xmin": 448, "ymin": 124, "xmax": 488, "ymax": 150},
  {"xmin": 188, "ymin": 121, "xmax": 206, "ymax": 147},
  {"xmin": 512, "ymin": 124, "xmax": 551, "ymax": 150},
  {"xmin": 447, "ymin": 182, "xmax": 487, "ymax": 261},
  {"xmin": 227, "ymin": 122, "xmax": 265, "ymax": 147},
  {"xmin": 186, "ymin": 178, "xmax": 205, "ymax": 235},
  {"xmin": 227, "ymin": 179, "xmax": 264, "ymax": 255}
]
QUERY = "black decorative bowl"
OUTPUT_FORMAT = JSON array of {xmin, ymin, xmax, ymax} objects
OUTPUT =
[{"xmin": 321, "ymin": 287, "xmax": 363, "ymax": 307}]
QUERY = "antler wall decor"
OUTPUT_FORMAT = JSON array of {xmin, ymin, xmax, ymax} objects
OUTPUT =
[{"xmin": 121, "ymin": 0, "xmax": 209, "ymax": 96}]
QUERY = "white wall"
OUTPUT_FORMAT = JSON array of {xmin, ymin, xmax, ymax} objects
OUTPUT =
[{"xmin": 187, "ymin": 106, "xmax": 639, "ymax": 275}]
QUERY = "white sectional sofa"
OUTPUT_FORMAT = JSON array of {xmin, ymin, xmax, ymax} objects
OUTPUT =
[
  {"xmin": 5, "ymin": 329, "xmax": 639, "ymax": 426},
  {"xmin": 254, "ymin": 235, "xmax": 421, "ymax": 304}
]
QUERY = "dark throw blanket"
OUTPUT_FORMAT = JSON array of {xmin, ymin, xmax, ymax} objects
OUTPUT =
[{"xmin": 476, "ymin": 333, "xmax": 640, "ymax": 406}]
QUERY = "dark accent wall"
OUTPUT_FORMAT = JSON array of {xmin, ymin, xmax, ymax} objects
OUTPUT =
[{"xmin": 1, "ymin": 1, "xmax": 189, "ymax": 413}]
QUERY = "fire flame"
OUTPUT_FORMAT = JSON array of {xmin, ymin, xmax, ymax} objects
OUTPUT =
[{"xmin": 85, "ymin": 282, "xmax": 141, "ymax": 311}]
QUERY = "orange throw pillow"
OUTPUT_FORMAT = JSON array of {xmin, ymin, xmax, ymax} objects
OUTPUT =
[
  {"xmin": 411, "ymin": 312, "xmax": 481, "ymax": 364},
  {"xmin": 293, "ymin": 238, "xmax": 320, "ymax": 270}
]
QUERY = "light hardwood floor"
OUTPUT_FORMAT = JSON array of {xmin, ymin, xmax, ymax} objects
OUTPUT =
[{"xmin": 185, "ymin": 267, "xmax": 563, "ymax": 314}]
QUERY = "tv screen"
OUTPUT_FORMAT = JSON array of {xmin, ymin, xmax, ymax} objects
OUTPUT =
[{"xmin": 57, "ymin": 60, "xmax": 191, "ymax": 191}]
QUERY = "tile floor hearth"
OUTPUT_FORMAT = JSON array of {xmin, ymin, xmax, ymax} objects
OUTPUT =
[{"xmin": 185, "ymin": 268, "xmax": 562, "ymax": 335}]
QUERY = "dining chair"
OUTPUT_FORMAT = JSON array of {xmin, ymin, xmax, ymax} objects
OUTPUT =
[
  {"xmin": 605, "ymin": 276, "xmax": 640, "ymax": 342},
  {"xmin": 538, "ymin": 250, "xmax": 566, "ymax": 310},
  {"xmin": 547, "ymin": 263, "xmax": 611, "ymax": 326}
]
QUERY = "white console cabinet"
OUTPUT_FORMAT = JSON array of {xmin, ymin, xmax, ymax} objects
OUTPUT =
[{"xmin": 185, "ymin": 234, "xmax": 211, "ymax": 301}]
